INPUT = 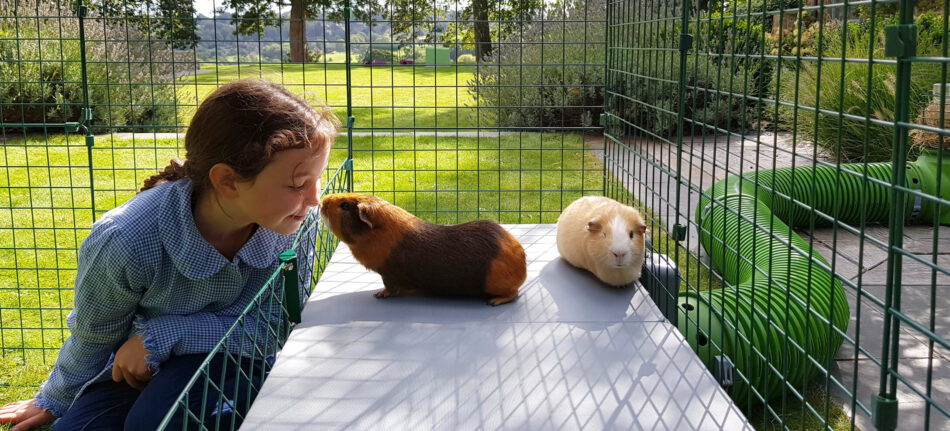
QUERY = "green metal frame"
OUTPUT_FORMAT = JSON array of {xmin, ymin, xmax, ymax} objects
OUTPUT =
[
  {"xmin": 604, "ymin": 0, "xmax": 949, "ymax": 429},
  {"xmin": 5, "ymin": 0, "xmax": 949, "ymax": 429}
]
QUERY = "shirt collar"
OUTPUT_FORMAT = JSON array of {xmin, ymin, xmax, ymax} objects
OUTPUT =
[{"xmin": 157, "ymin": 180, "xmax": 292, "ymax": 280}]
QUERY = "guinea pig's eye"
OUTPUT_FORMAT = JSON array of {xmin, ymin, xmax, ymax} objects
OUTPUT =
[
  {"xmin": 339, "ymin": 202, "xmax": 353, "ymax": 211},
  {"xmin": 629, "ymin": 230, "xmax": 634, "ymax": 239}
]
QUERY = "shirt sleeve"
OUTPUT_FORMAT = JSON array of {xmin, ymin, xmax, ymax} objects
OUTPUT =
[
  {"xmin": 34, "ymin": 221, "xmax": 143, "ymax": 417},
  {"xmin": 138, "ymin": 226, "xmax": 317, "ymax": 370},
  {"xmin": 136, "ymin": 308, "xmax": 280, "ymax": 370}
]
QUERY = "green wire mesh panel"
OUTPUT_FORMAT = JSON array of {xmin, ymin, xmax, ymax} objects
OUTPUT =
[
  {"xmin": 1, "ymin": 0, "xmax": 610, "ymax": 425},
  {"xmin": 348, "ymin": 0, "xmax": 605, "ymax": 224},
  {"xmin": 605, "ymin": 0, "xmax": 950, "ymax": 430},
  {"xmin": 0, "ymin": 0, "xmax": 353, "ymax": 409},
  {"xmin": 0, "ymin": 0, "xmax": 93, "ymax": 374}
]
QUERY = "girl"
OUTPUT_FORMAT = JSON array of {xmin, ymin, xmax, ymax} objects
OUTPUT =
[{"xmin": 0, "ymin": 79, "xmax": 338, "ymax": 430}]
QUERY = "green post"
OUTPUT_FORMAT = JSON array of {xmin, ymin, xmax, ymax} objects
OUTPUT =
[
  {"xmin": 877, "ymin": 1, "xmax": 916, "ymax": 429},
  {"xmin": 76, "ymin": 1, "xmax": 98, "ymax": 221},
  {"xmin": 344, "ymin": 2, "xmax": 354, "ymax": 192},
  {"xmin": 601, "ymin": 0, "xmax": 610, "ymax": 199},
  {"xmin": 672, "ymin": 2, "xmax": 692, "ymax": 281},
  {"xmin": 280, "ymin": 250, "xmax": 301, "ymax": 325}
]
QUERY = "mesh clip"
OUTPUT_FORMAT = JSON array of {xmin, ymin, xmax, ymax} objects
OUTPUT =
[
  {"xmin": 679, "ymin": 33, "xmax": 693, "ymax": 52},
  {"xmin": 280, "ymin": 250, "xmax": 301, "ymax": 324},
  {"xmin": 700, "ymin": 204, "xmax": 713, "ymax": 222},
  {"xmin": 672, "ymin": 224, "xmax": 687, "ymax": 242},
  {"xmin": 911, "ymin": 195, "xmax": 923, "ymax": 219},
  {"xmin": 713, "ymin": 355, "xmax": 734, "ymax": 388},
  {"xmin": 885, "ymin": 25, "xmax": 917, "ymax": 58}
]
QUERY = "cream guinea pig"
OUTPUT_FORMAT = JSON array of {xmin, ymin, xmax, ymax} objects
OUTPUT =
[{"xmin": 556, "ymin": 196, "xmax": 647, "ymax": 287}]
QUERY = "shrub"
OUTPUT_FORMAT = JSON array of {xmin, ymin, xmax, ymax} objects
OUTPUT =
[
  {"xmin": 603, "ymin": 4, "xmax": 771, "ymax": 138},
  {"xmin": 283, "ymin": 48, "xmax": 323, "ymax": 64},
  {"xmin": 359, "ymin": 49, "xmax": 395, "ymax": 64},
  {"xmin": 455, "ymin": 54, "xmax": 476, "ymax": 64},
  {"xmin": 395, "ymin": 45, "xmax": 426, "ymax": 62},
  {"xmin": 0, "ymin": 0, "xmax": 178, "ymax": 132},
  {"xmin": 775, "ymin": 19, "xmax": 944, "ymax": 162},
  {"xmin": 686, "ymin": 12, "xmax": 772, "ymax": 134},
  {"xmin": 469, "ymin": 0, "xmax": 605, "ymax": 128}
]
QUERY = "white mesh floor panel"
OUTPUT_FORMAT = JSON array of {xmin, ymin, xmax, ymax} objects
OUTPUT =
[{"xmin": 244, "ymin": 224, "xmax": 750, "ymax": 430}]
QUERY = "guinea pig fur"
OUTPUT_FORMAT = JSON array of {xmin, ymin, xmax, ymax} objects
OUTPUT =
[
  {"xmin": 556, "ymin": 196, "xmax": 647, "ymax": 287},
  {"xmin": 320, "ymin": 193, "xmax": 527, "ymax": 306}
]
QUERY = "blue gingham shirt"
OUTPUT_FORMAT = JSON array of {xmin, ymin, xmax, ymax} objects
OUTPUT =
[{"xmin": 34, "ymin": 179, "xmax": 313, "ymax": 417}]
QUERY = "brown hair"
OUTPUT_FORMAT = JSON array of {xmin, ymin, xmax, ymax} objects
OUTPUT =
[{"xmin": 141, "ymin": 79, "xmax": 339, "ymax": 197}]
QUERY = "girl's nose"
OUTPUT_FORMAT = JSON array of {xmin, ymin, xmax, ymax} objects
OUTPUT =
[{"xmin": 305, "ymin": 179, "xmax": 322, "ymax": 206}]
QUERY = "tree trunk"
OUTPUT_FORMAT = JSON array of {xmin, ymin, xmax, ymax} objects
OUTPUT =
[
  {"xmin": 473, "ymin": 0, "xmax": 491, "ymax": 61},
  {"xmin": 290, "ymin": 0, "xmax": 307, "ymax": 63}
]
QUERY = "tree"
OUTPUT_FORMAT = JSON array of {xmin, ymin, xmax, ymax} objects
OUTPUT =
[
  {"xmin": 388, "ymin": 0, "xmax": 544, "ymax": 62},
  {"xmin": 91, "ymin": 0, "xmax": 547, "ymax": 64},
  {"xmin": 226, "ymin": 0, "xmax": 546, "ymax": 64},
  {"xmin": 225, "ymin": 0, "xmax": 382, "ymax": 63},
  {"xmin": 87, "ymin": 0, "xmax": 198, "ymax": 49}
]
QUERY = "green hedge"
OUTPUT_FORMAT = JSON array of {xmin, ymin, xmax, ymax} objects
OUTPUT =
[
  {"xmin": 0, "ymin": 0, "xmax": 178, "ymax": 133},
  {"xmin": 469, "ymin": 0, "xmax": 605, "ymax": 129}
]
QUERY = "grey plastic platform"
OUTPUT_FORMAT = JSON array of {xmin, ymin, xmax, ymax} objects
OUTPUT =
[{"xmin": 243, "ymin": 224, "xmax": 750, "ymax": 430}]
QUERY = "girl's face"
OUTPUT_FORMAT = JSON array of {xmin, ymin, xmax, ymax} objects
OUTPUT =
[{"xmin": 234, "ymin": 147, "xmax": 329, "ymax": 235}]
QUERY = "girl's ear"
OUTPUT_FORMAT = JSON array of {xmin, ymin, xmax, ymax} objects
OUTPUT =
[{"xmin": 208, "ymin": 163, "xmax": 241, "ymax": 198}]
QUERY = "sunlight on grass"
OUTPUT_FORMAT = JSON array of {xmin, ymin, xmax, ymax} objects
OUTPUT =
[
  {"xmin": 344, "ymin": 133, "xmax": 604, "ymax": 224},
  {"xmin": 174, "ymin": 64, "xmax": 479, "ymax": 129}
]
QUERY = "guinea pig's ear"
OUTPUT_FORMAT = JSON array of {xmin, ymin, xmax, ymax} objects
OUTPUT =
[
  {"xmin": 357, "ymin": 202, "xmax": 375, "ymax": 229},
  {"xmin": 637, "ymin": 223, "xmax": 647, "ymax": 235},
  {"xmin": 585, "ymin": 219, "xmax": 601, "ymax": 232}
]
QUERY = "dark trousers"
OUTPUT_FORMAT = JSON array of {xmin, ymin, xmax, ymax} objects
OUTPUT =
[{"xmin": 54, "ymin": 353, "xmax": 266, "ymax": 431}]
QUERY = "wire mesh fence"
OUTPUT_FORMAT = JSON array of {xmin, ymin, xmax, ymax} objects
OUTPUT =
[
  {"xmin": 1, "ymin": 0, "xmax": 606, "ymax": 428},
  {"xmin": 604, "ymin": 0, "xmax": 949, "ymax": 429},
  {"xmin": 3, "ymin": 0, "xmax": 949, "ymax": 429}
]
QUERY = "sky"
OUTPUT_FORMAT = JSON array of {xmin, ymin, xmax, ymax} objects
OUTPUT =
[{"xmin": 194, "ymin": 0, "xmax": 217, "ymax": 17}]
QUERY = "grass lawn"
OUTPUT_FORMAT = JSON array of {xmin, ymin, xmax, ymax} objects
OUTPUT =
[{"xmin": 176, "ymin": 63, "xmax": 481, "ymax": 130}]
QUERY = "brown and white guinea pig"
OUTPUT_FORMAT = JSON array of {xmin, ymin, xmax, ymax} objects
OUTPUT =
[
  {"xmin": 320, "ymin": 193, "xmax": 527, "ymax": 306},
  {"xmin": 556, "ymin": 196, "xmax": 647, "ymax": 287}
]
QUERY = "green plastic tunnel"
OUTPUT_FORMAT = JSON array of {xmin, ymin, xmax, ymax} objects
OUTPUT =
[{"xmin": 678, "ymin": 149, "xmax": 950, "ymax": 405}]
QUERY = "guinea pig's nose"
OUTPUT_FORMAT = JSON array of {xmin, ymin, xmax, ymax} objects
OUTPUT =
[{"xmin": 611, "ymin": 251, "xmax": 627, "ymax": 264}]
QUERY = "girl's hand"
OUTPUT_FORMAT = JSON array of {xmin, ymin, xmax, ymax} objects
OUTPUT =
[
  {"xmin": 112, "ymin": 333, "xmax": 152, "ymax": 390},
  {"xmin": 0, "ymin": 399, "xmax": 55, "ymax": 431}
]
